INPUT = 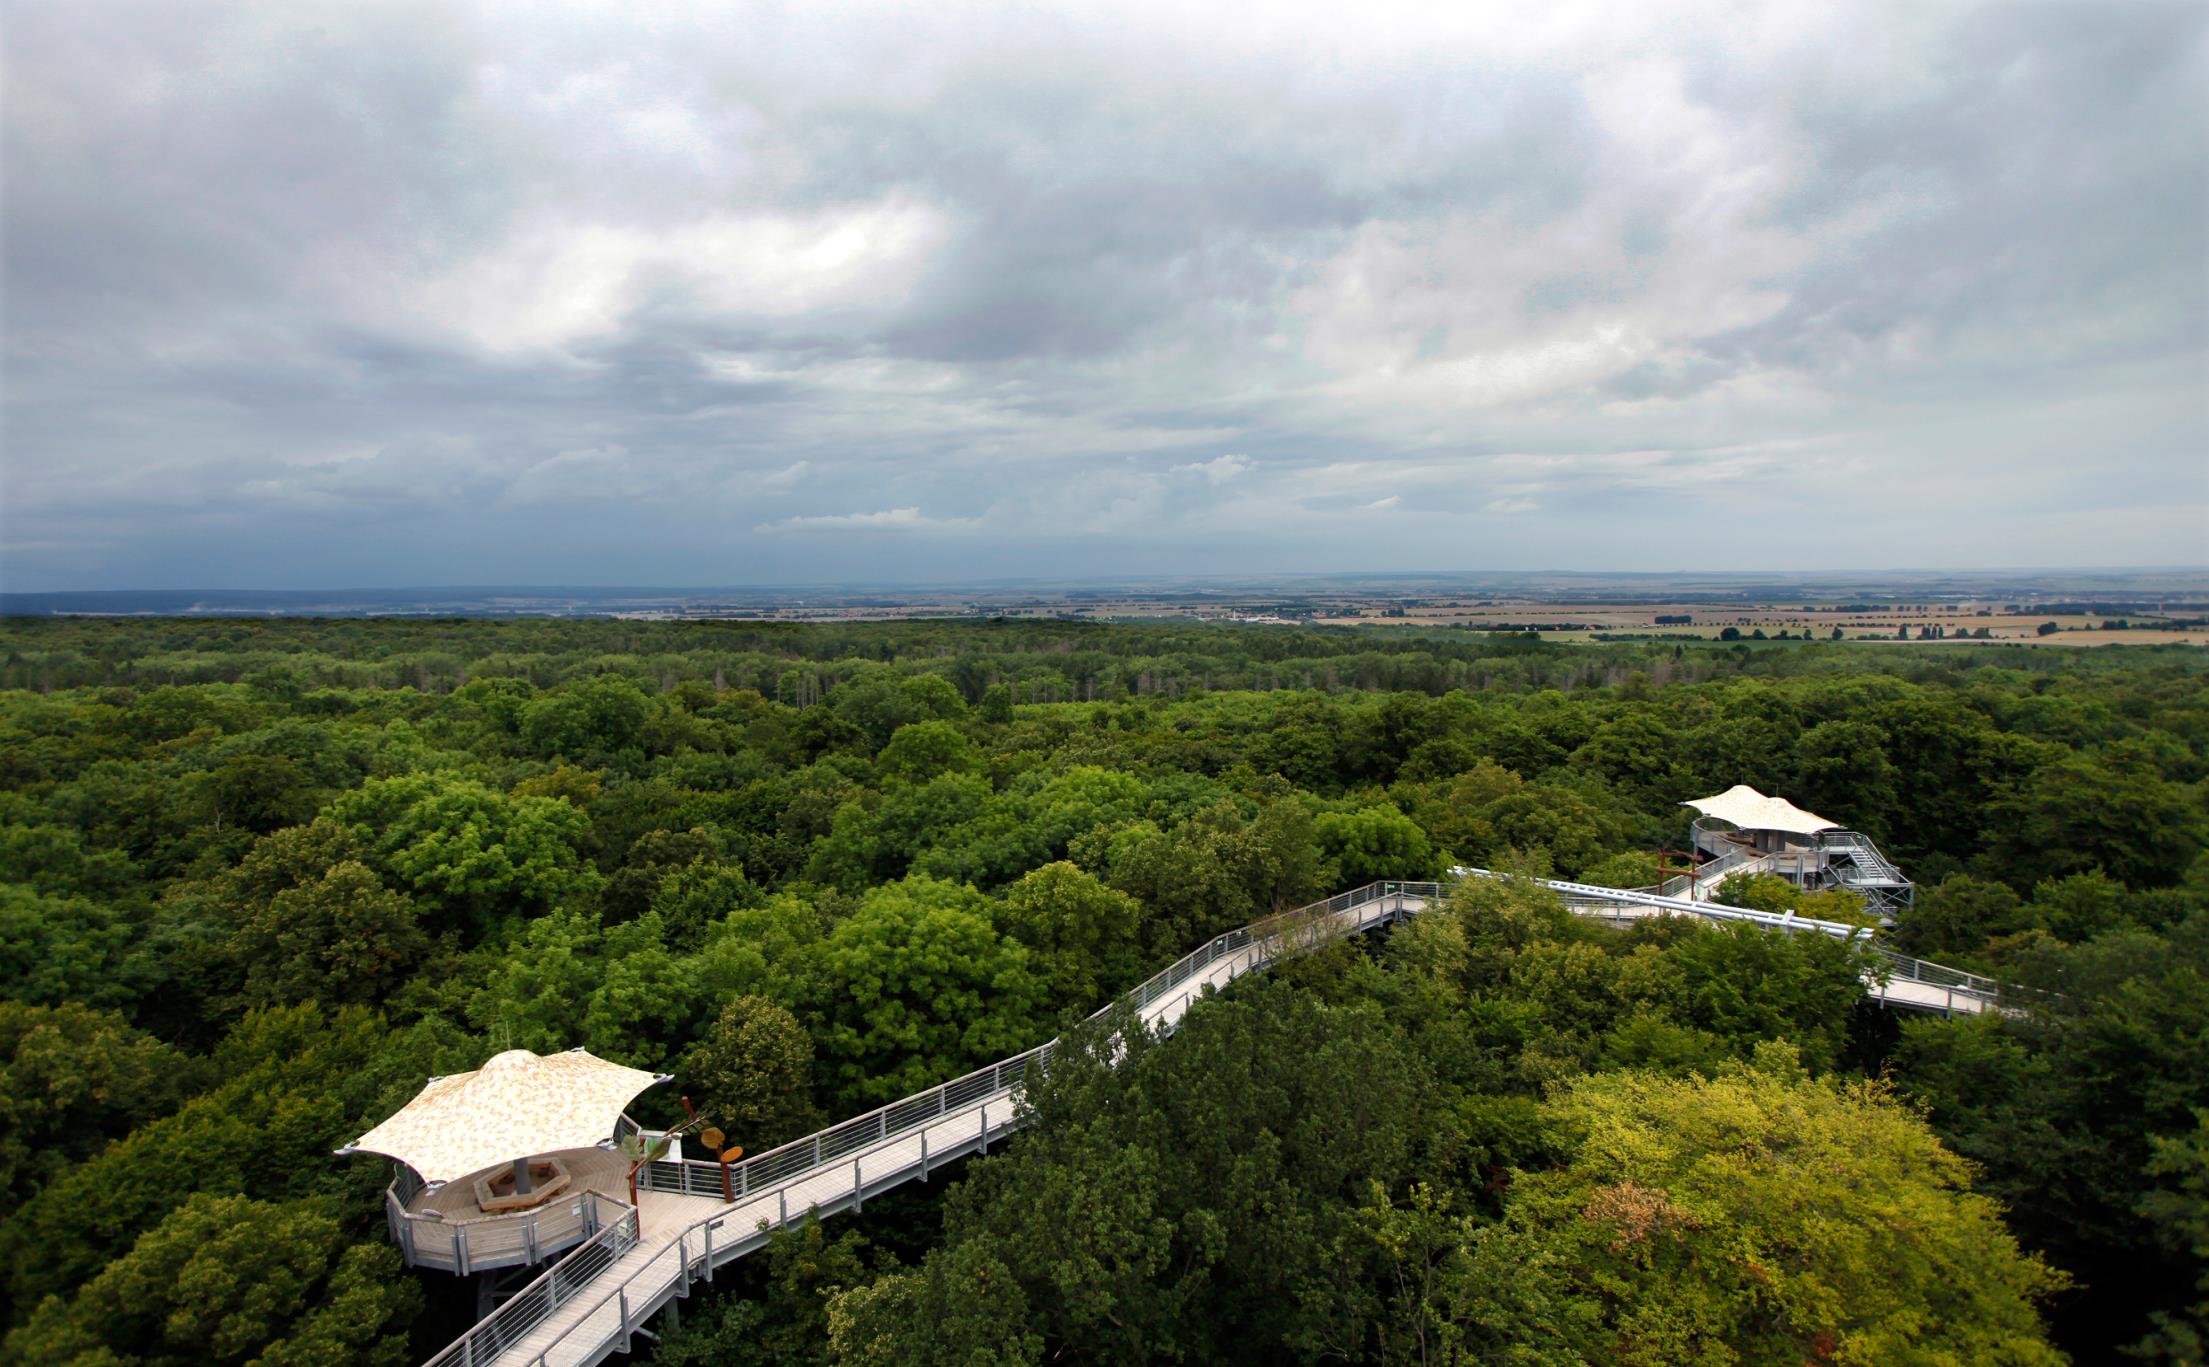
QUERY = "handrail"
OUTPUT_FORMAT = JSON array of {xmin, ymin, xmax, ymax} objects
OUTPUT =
[
  {"xmin": 427, "ymin": 871, "xmax": 2012, "ymax": 1367},
  {"xmin": 1456, "ymin": 866, "xmax": 2003, "ymax": 1005},
  {"xmin": 504, "ymin": 882, "xmax": 1426, "ymax": 1367},
  {"xmin": 635, "ymin": 881, "xmax": 1439, "ymax": 1205},
  {"xmin": 419, "ymin": 1194, "xmax": 639, "ymax": 1367},
  {"xmin": 384, "ymin": 1170, "xmax": 624, "ymax": 1275},
  {"xmin": 1867, "ymin": 944, "xmax": 2002, "ymax": 996},
  {"xmin": 561, "ymin": 884, "xmax": 1426, "ymax": 1361},
  {"xmin": 639, "ymin": 881, "xmax": 1420, "ymax": 1206},
  {"xmin": 426, "ymin": 881, "xmax": 1428, "ymax": 1367},
  {"xmin": 1454, "ymin": 867, "xmax": 1877, "ymax": 941}
]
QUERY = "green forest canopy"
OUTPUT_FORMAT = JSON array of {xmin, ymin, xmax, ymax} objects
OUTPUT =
[{"xmin": 0, "ymin": 617, "xmax": 2202, "ymax": 1365}]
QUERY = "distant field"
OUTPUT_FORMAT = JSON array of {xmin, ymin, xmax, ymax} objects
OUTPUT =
[
  {"xmin": 780, "ymin": 597, "xmax": 2202, "ymax": 645},
  {"xmin": 1109, "ymin": 599, "xmax": 2209, "ymax": 646},
  {"xmin": 8, "ymin": 573, "xmax": 2205, "ymax": 646}
]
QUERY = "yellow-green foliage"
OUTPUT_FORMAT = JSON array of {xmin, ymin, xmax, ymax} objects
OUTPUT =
[{"xmin": 1466, "ymin": 1046, "xmax": 2068, "ymax": 1366}]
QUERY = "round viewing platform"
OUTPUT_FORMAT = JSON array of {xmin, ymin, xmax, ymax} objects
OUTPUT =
[{"xmin": 387, "ymin": 1146, "xmax": 636, "ymax": 1274}]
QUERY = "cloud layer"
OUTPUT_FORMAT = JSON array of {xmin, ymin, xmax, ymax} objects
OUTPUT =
[{"xmin": 4, "ymin": 0, "xmax": 2203, "ymax": 588}]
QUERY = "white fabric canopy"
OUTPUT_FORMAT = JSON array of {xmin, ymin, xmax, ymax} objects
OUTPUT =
[
  {"xmin": 346, "ymin": 1048, "xmax": 663, "ymax": 1184},
  {"xmin": 1683, "ymin": 784, "xmax": 1837, "ymax": 836}
]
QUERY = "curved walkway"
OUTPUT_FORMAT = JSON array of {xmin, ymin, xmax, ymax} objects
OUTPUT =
[{"xmin": 423, "ymin": 877, "xmax": 2007, "ymax": 1367}]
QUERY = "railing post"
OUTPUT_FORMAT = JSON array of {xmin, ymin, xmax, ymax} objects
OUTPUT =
[
  {"xmin": 779, "ymin": 1189, "xmax": 787, "ymax": 1225},
  {"xmin": 853, "ymin": 1157, "xmax": 863, "ymax": 1211},
  {"xmin": 921, "ymin": 1129, "xmax": 929, "ymax": 1180},
  {"xmin": 704, "ymin": 1221, "xmax": 713, "ymax": 1281},
  {"xmin": 811, "ymin": 1135, "xmax": 821, "ymax": 1169},
  {"xmin": 619, "ymin": 1289, "xmax": 631, "ymax": 1351},
  {"xmin": 980, "ymin": 1103, "xmax": 988, "ymax": 1153}
]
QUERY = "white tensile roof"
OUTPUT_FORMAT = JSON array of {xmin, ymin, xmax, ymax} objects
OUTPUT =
[
  {"xmin": 1683, "ymin": 784, "xmax": 1838, "ymax": 836},
  {"xmin": 345, "ymin": 1048, "xmax": 664, "ymax": 1185}
]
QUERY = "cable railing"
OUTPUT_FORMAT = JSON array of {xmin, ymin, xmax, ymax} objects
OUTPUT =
[
  {"xmin": 1666, "ymin": 846, "xmax": 1774, "ymax": 899},
  {"xmin": 423, "ymin": 870, "xmax": 2016, "ymax": 1367},
  {"xmin": 425, "ymin": 881, "xmax": 1431, "ymax": 1367},
  {"xmin": 1455, "ymin": 867, "xmax": 1877, "ymax": 941},
  {"xmin": 420, "ymin": 1195, "xmax": 640, "ymax": 1367},
  {"xmin": 1867, "ymin": 945, "xmax": 2002, "ymax": 998},
  {"xmin": 1458, "ymin": 866, "xmax": 2005, "ymax": 1008},
  {"xmin": 632, "ymin": 880, "xmax": 1437, "ymax": 1203}
]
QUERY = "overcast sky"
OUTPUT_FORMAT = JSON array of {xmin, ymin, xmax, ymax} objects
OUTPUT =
[{"xmin": 2, "ymin": 0, "xmax": 2204, "ymax": 590}]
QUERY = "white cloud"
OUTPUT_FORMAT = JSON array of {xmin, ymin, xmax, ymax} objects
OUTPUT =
[
  {"xmin": 1175, "ymin": 454, "xmax": 1252, "ymax": 485},
  {"xmin": 1361, "ymin": 495, "xmax": 1401, "ymax": 510},
  {"xmin": 756, "ymin": 460, "xmax": 811, "ymax": 493},
  {"xmin": 753, "ymin": 506, "xmax": 974, "ymax": 533},
  {"xmin": 393, "ymin": 199, "xmax": 953, "ymax": 355}
]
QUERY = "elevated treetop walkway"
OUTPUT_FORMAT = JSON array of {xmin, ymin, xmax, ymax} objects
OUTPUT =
[{"xmin": 416, "ymin": 872, "xmax": 2008, "ymax": 1367}]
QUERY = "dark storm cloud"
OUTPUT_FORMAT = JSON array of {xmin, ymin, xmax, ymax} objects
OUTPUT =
[{"xmin": 2, "ymin": 0, "xmax": 2203, "ymax": 589}]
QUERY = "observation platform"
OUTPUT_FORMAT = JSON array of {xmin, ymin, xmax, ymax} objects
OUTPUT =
[
  {"xmin": 384, "ymin": 1146, "xmax": 722, "ymax": 1277},
  {"xmin": 1676, "ymin": 785, "xmax": 1914, "ymax": 916},
  {"xmin": 345, "ymin": 1046, "xmax": 685, "ymax": 1280}
]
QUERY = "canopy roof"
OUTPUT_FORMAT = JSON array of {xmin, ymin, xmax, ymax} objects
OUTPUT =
[
  {"xmin": 344, "ymin": 1048, "xmax": 664, "ymax": 1185},
  {"xmin": 1683, "ymin": 784, "xmax": 1838, "ymax": 836}
]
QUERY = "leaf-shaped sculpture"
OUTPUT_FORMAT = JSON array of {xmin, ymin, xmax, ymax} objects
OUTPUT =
[{"xmin": 618, "ymin": 1131, "xmax": 675, "ymax": 1165}]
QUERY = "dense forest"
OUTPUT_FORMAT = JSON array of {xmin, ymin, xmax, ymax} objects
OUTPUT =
[{"xmin": 1, "ymin": 617, "xmax": 2203, "ymax": 1366}]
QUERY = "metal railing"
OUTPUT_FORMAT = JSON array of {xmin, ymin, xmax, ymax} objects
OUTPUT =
[
  {"xmin": 1822, "ymin": 829, "xmax": 1902, "ymax": 876},
  {"xmin": 420, "ymin": 1195, "xmax": 640, "ymax": 1367},
  {"xmin": 423, "ymin": 871, "xmax": 2016, "ymax": 1367},
  {"xmin": 1455, "ymin": 867, "xmax": 1878, "ymax": 941},
  {"xmin": 392, "ymin": 1162, "xmax": 425, "ymax": 1208},
  {"xmin": 443, "ymin": 882, "xmax": 1435, "ymax": 1367},
  {"xmin": 384, "ymin": 1183, "xmax": 626, "ymax": 1277},
  {"xmin": 1867, "ymin": 945, "xmax": 2002, "ymax": 998},
  {"xmin": 1458, "ymin": 866, "xmax": 2004, "ymax": 1009},
  {"xmin": 1656, "ymin": 844, "xmax": 1768, "ymax": 900},
  {"xmin": 595, "ymin": 883, "xmax": 1432, "ymax": 1354},
  {"xmin": 632, "ymin": 880, "xmax": 1437, "ymax": 1204},
  {"xmin": 1690, "ymin": 816, "xmax": 1754, "ymax": 861}
]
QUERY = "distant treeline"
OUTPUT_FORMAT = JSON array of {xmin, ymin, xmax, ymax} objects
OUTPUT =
[{"xmin": 5, "ymin": 615, "xmax": 2200, "ymax": 701}]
